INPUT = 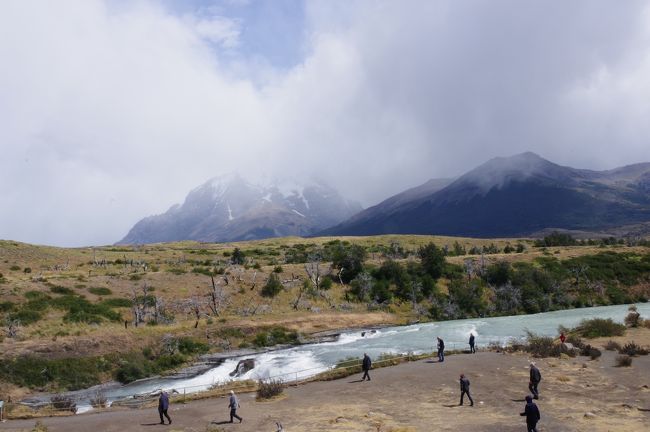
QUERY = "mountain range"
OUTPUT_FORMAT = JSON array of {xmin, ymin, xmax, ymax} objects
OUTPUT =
[
  {"xmin": 118, "ymin": 174, "xmax": 362, "ymax": 244},
  {"xmin": 321, "ymin": 152, "xmax": 650, "ymax": 238},
  {"xmin": 119, "ymin": 152, "xmax": 650, "ymax": 244}
]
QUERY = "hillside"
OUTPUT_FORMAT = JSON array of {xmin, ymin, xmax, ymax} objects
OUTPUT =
[
  {"xmin": 1, "ymin": 234, "xmax": 650, "ymax": 402},
  {"xmin": 322, "ymin": 152, "xmax": 650, "ymax": 237}
]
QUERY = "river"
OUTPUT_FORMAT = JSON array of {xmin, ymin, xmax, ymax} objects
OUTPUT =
[{"xmin": 76, "ymin": 302, "xmax": 649, "ymax": 412}]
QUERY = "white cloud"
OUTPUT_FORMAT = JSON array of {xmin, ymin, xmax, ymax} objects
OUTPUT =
[{"xmin": 1, "ymin": 0, "xmax": 650, "ymax": 246}]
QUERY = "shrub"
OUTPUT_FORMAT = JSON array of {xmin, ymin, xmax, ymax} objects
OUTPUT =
[
  {"xmin": 9, "ymin": 265, "xmax": 20, "ymax": 271},
  {"xmin": 574, "ymin": 318, "xmax": 626, "ymax": 338},
  {"xmin": 256, "ymin": 379, "xmax": 284, "ymax": 400},
  {"xmin": 23, "ymin": 267, "xmax": 32, "ymax": 273},
  {"xmin": 619, "ymin": 342, "xmax": 649, "ymax": 357},
  {"xmin": 273, "ymin": 266, "xmax": 283, "ymax": 273},
  {"xmin": 624, "ymin": 311, "xmax": 642, "ymax": 328},
  {"xmin": 100, "ymin": 298, "xmax": 132, "ymax": 308},
  {"xmin": 166, "ymin": 268, "xmax": 186, "ymax": 275},
  {"xmin": 50, "ymin": 394, "xmax": 77, "ymax": 413},
  {"xmin": 580, "ymin": 344, "xmax": 602, "ymax": 360},
  {"xmin": 261, "ymin": 273, "xmax": 283, "ymax": 298},
  {"xmin": 49, "ymin": 286, "xmax": 74, "ymax": 295},
  {"xmin": 89, "ymin": 390, "xmax": 107, "ymax": 408},
  {"xmin": 177, "ymin": 337, "xmax": 209, "ymax": 355},
  {"xmin": 604, "ymin": 340, "xmax": 622, "ymax": 351},
  {"xmin": 615, "ymin": 355, "xmax": 632, "ymax": 367},
  {"xmin": 0, "ymin": 301, "xmax": 15, "ymax": 313},
  {"xmin": 88, "ymin": 287, "xmax": 112, "ymax": 296},
  {"xmin": 524, "ymin": 331, "xmax": 563, "ymax": 358},
  {"xmin": 114, "ymin": 363, "xmax": 148, "ymax": 384}
]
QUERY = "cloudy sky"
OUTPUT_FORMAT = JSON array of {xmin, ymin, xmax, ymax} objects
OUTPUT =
[{"xmin": 2, "ymin": 0, "xmax": 650, "ymax": 247}]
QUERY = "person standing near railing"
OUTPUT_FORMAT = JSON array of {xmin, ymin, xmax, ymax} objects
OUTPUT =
[
  {"xmin": 437, "ymin": 337, "xmax": 445, "ymax": 362},
  {"xmin": 158, "ymin": 390, "xmax": 171, "ymax": 425},
  {"xmin": 361, "ymin": 353, "xmax": 372, "ymax": 381}
]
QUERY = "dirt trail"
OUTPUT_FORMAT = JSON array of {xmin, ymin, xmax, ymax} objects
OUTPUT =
[{"xmin": 1, "ymin": 351, "xmax": 649, "ymax": 431}]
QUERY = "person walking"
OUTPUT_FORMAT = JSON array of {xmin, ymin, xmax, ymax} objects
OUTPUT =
[
  {"xmin": 361, "ymin": 353, "xmax": 372, "ymax": 381},
  {"xmin": 228, "ymin": 390, "xmax": 243, "ymax": 423},
  {"xmin": 437, "ymin": 337, "xmax": 445, "ymax": 362},
  {"xmin": 459, "ymin": 374, "xmax": 474, "ymax": 406},
  {"xmin": 469, "ymin": 333, "xmax": 476, "ymax": 353},
  {"xmin": 520, "ymin": 395, "xmax": 541, "ymax": 432},
  {"xmin": 529, "ymin": 362, "xmax": 541, "ymax": 399},
  {"xmin": 158, "ymin": 390, "xmax": 171, "ymax": 425}
]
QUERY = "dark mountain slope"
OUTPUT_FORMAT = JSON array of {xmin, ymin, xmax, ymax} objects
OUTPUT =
[{"xmin": 322, "ymin": 152, "xmax": 650, "ymax": 238}]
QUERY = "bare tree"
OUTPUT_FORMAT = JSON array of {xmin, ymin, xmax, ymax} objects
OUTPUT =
[
  {"xmin": 188, "ymin": 296, "xmax": 205, "ymax": 328},
  {"xmin": 207, "ymin": 275, "xmax": 228, "ymax": 316},
  {"xmin": 304, "ymin": 252, "xmax": 331, "ymax": 291},
  {"xmin": 4, "ymin": 318, "xmax": 20, "ymax": 338},
  {"xmin": 130, "ymin": 282, "xmax": 150, "ymax": 327}
]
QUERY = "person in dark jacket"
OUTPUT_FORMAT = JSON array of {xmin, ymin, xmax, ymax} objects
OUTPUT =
[
  {"xmin": 469, "ymin": 333, "xmax": 476, "ymax": 354},
  {"xmin": 361, "ymin": 353, "xmax": 372, "ymax": 381},
  {"xmin": 529, "ymin": 362, "xmax": 541, "ymax": 399},
  {"xmin": 158, "ymin": 390, "xmax": 171, "ymax": 425},
  {"xmin": 459, "ymin": 374, "xmax": 474, "ymax": 406},
  {"xmin": 520, "ymin": 395, "xmax": 541, "ymax": 432},
  {"xmin": 229, "ymin": 390, "xmax": 243, "ymax": 423},
  {"xmin": 437, "ymin": 337, "xmax": 445, "ymax": 362}
]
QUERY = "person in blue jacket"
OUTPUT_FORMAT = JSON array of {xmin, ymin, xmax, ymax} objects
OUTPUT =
[{"xmin": 520, "ymin": 395, "xmax": 541, "ymax": 432}]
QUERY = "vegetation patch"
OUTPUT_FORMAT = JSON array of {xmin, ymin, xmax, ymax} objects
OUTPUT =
[
  {"xmin": 88, "ymin": 287, "xmax": 112, "ymax": 296},
  {"xmin": 574, "ymin": 318, "xmax": 626, "ymax": 338}
]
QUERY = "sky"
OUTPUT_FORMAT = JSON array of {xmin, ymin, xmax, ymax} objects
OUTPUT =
[{"xmin": 2, "ymin": 0, "xmax": 650, "ymax": 247}]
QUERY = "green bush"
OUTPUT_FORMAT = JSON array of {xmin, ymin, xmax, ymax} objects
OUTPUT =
[
  {"xmin": 261, "ymin": 273, "xmax": 283, "ymax": 297},
  {"xmin": 0, "ymin": 356, "xmax": 107, "ymax": 390},
  {"xmin": 0, "ymin": 301, "xmax": 15, "ymax": 313},
  {"xmin": 574, "ymin": 318, "xmax": 626, "ymax": 338},
  {"xmin": 9, "ymin": 309, "xmax": 43, "ymax": 325},
  {"xmin": 114, "ymin": 362, "xmax": 149, "ymax": 384},
  {"xmin": 100, "ymin": 298, "xmax": 132, "ymax": 308},
  {"xmin": 88, "ymin": 287, "xmax": 112, "ymax": 296},
  {"xmin": 177, "ymin": 337, "xmax": 209, "ymax": 355},
  {"xmin": 50, "ymin": 286, "xmax": 74, "ymax": 295}
]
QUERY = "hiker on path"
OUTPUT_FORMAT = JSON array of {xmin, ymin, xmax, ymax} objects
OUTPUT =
[
  {"xmin": 228, "ymin": 390, "xmax": 243, "ymax": 423},
  {"xmin": 437, "ymin": 337, "xmax": 445, "ymax": 362},
  {"xmin": 469, "ymin": 333, "xmax": 476, "ymax": 353},
  {"xmin": 459, "ymin": 374, "xmax": 474, "ymax": 406},
  {"xmin": 520, "ymin": 395, "xmax": 541, "ymax": 432},
  {"xmin": 529, "ymin": 362, "xmax": 541, "ymax": 399},
  {"xmin": 361, "ymin": 353, "xmax": 372, "ymax": 381},
  {"xmin": 158, "ymin": 390, "xmax": 171, "ymax": 425}
]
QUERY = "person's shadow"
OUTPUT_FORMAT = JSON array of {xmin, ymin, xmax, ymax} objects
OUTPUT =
[
  {"xmin": 212, "ymin": 420, "xmax": 234, "ymax": 425},
  {"xmin": 139, "ymin": 423, "xmax": 163, "ymax": 426},
  {"xmin": 348, "ymin": 379, "xmax": 365, "ymax": 383}
]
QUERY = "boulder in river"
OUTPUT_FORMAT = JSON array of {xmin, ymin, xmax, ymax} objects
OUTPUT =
[{"xmin": 230, "ymin": 358, "xmax": 255, "ymax": 377}]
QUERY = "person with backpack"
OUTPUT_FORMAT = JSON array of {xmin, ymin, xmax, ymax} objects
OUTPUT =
[
  {"xmin": 529, "ymin": 362, "xmax": 541, "ymax": 399},
  {"xmin": 520, "ymin": 395, "xmax": 541, "ymax": 432}
]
